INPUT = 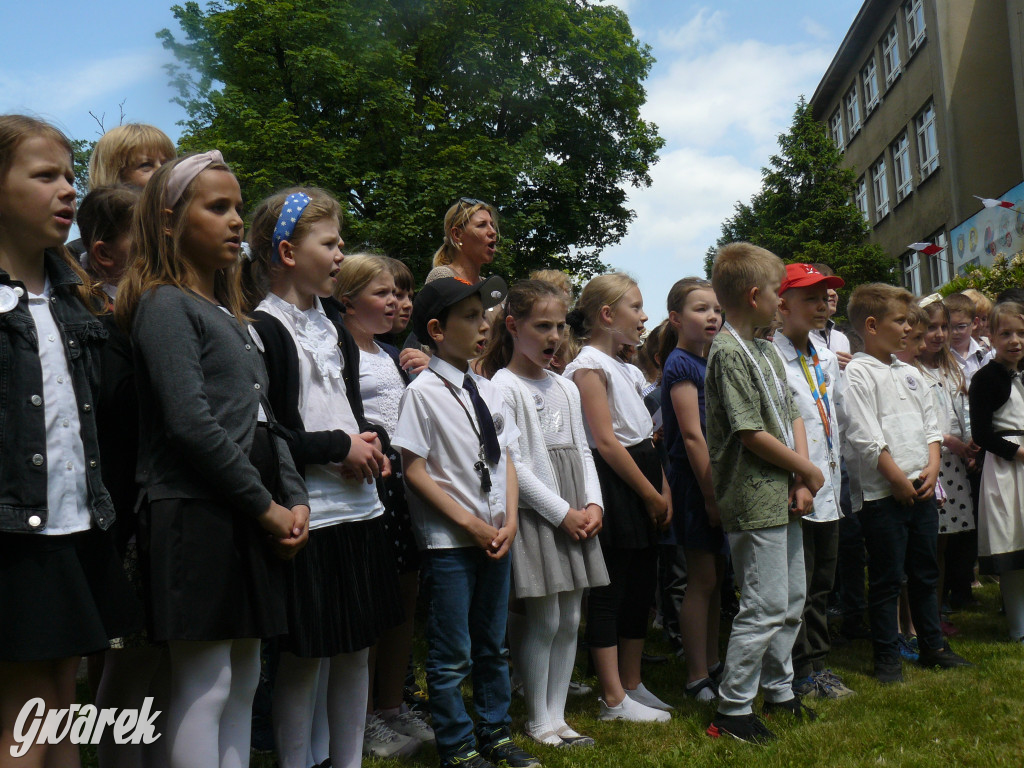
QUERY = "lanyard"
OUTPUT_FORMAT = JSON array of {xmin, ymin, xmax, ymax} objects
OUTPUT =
[
  {"xmin": 429, "ymin": 369, "xmax": 493, "ymax": 493},
  {"xmin": 723, "ymin": 322, "xmax": 793, "ymax": 449},
  {"xmin": 795, "ymin": 344, "xmax": 835, "ymax": 467}
]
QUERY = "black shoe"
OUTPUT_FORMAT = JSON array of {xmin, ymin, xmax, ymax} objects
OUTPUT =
[
  {"xmin": 479, "ymin": 728, "xmax": 541, "ymax": 768},
  {"xmin": 918, "ymin": 641, "xmax": 973, "ymax": 669},
  {"xmin": 641, "ymin": 651, "xmax": 669, "ymax": 665},
  {"xmin": 762, "ymin": 695, "xmax": 817, "ymax": 722},
  {"xmin": 441, "ymin": 746, "xmax": 498, "ymax": 768},
  {"xmin": 706, "ymin": 712, "xmax": 776, "ymax": 745},
  {"xmin": 874, "ymin": 655, "xmax": 903, "ymax": 684}
]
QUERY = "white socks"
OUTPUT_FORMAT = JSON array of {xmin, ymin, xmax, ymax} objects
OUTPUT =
[
  {"xmin": 519, "ymin": 590, "xmax": 583, "ymax": 739},
  {"xmin": 167, "ymin": 638, "xmax": 260, "ymax": 768}
]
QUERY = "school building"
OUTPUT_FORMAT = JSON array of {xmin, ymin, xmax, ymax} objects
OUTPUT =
[{"xmin": 809, "ymin": 0, "xmax": 1024, "ymax": 294}]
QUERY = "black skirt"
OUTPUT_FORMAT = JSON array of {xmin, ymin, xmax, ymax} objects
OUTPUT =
[
  {"xmin": 0, "ymin": 527, "xmax": 141, "ymax": 661},
  {"xmin": 593, "ymin": 439, "xmax": 662, "ymax": 550},
  {"xmin": 280, "ymin": 515, "xmax": 404, "ymax": 657},
  {"xmin": 378, "ymin": 452, "xmax": 421, "ymax": 574}
]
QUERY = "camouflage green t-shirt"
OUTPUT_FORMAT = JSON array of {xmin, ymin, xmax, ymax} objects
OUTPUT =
[{"xmin": 705, "ymin": 330, "xmax": 801, "ymax": 532}]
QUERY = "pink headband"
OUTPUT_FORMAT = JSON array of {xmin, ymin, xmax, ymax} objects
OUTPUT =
[{"xmin": 165, "ymin": 150, "xmax": 225, "ymax": 207}]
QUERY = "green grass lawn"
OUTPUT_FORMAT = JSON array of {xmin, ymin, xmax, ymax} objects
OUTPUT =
[{"xmin": 84, "ymin": 583, "xmax": 1024, "ymax": 767}]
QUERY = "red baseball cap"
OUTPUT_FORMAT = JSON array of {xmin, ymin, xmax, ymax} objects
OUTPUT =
[{"xmin": 780, "ymin": 263, "xmax": 845, "ymax": 294}]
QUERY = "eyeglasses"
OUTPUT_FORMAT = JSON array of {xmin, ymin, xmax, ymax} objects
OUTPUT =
[{"xmin": 951, "ymin": 323, "xmax": 971, "ymax": 333}]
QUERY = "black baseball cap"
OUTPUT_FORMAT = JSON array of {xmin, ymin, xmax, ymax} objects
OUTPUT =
[{"xmin": 412, "ymin": 275, "xmax": 508, "ymax": 343}]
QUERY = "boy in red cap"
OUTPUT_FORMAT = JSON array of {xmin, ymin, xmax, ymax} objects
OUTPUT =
[{"xmin": 773, "ymin": 264, "xmax": 855, "ymax": 700}]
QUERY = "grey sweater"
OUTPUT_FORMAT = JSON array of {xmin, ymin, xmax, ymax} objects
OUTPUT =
[{"xmin": 132, "ymin": 286, "xmax": 307, "ymax": 515}]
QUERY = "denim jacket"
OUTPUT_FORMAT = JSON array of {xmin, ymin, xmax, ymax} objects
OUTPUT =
[{"xmin": 0, "ymin": 251, "xmax": 113, "ymax": 532}]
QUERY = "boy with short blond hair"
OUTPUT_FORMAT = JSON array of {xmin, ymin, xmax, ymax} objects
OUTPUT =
[
  {"xmin": 705, "ymin": 243, "xmax": 825, "ymax": 745},
  {"xmin": 844, "ymin": 284, "xmax": 971, "ymax": 684}
]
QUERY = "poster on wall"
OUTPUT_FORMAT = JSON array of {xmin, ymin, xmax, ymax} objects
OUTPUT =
[{"xmin": 951, "ymin": 180, "xmax": 1024, "ymax": 275}]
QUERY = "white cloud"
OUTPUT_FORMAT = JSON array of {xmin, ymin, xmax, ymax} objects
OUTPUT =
[
  {"xmin": 802, "ymin": 16, "xmax": 831, "ymax": 40},
  {"xmin": 0, "ymin": 50, "xmax": 170, "ymax": 120},
  {"xmin": 656, "ymin": 8, "xmax": 726, "ymax": 51}
]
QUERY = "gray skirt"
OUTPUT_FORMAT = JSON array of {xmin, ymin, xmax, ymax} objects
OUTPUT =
[{"xmin": 511, "ymin": 445, "xmax": 610, "ymax": 598}]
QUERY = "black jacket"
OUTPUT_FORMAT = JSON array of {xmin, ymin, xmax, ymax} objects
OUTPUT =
[
  {"xmin": 969, "ymin": 360, "xmax": 1023, "ymax": 461},
  {"xmin": 0, "ymin": 251, "xmax": 113, "ymax": 532}
]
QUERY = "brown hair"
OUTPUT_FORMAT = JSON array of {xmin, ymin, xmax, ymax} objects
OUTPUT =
[
  {"xmin": 384, "ymin": 256, "xmax": 414, "ymax": 293},
  {"xmin": 943, "ymin": 292, "xmax": 976, "ymax": 318},
  {"xmin": 530, "ymin": 268, "xmax": 574, "ymax": 301},
  {"xmin": 116, "ymin": 153, "xmax": 245, "ymax": 329},
  {"xmin": 919, "ymin": 300, "xmax": 966, "ymax": 394},
  {"xmin": 961, "ymin": 288, "xmax": 993, "ymax": 317},
  {"xmin": 659, "ymin": 277, "xmax": 715, "ymax": 367},
  {"xmin": 78, "ymin": 185, "xmax": 139, "ymax": 251},
  {"xmin": 334, "ymin": 253, "xmax": 392, "ymax": 306},
  {"xmin": 88, "ymin": 124, "xmax": 176, "ymax": 188},
  {"xmin": 848, "ymin": 283, "xmax": 914, "ymax": 333},
  {"xmin": 432, "ymin": 198, "xmax": 500, "ymax": 268},
  {"xmin": 478, "ymin": 279, "xmax": 567, "ymax": 378},
  {"xmin": 711, "ymin": 242, "xmax": 785, "ymax": 311},
  {"xmin": 241, "ymin": 187, "xmax": 343, "ymax": 310},
  {"xmin": 989, "ymin": 301, "xmax": 1024, "ymax": 336},
  {"xmin": 637, "ymin": 320, "xmax": 669, "ymax": 385},
  {"xmin": 0, "ymin": 115, "xmax": 105, "ymax": 311}
]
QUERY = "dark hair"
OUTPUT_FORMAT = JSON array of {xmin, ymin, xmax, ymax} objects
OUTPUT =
[
  {"xmin": 636, "ymin": 320, "xmax": 668, "ymax": 385},
  {"xmin": 422, "ymin": 305, "xmax": 454, "ymax": 352},
  {"xmin": 478, "ymin": 279, "xmax": 567, "ymax": 378},
  {"xmin": 659, "ymin": 277, "xmax": 715, "ymax": 368},
  {"xmin": 78, "ymin": 185, "xmax": 139, "ymax": 250},
  {"xmin": 384, "ymin": 256, "xmax": 415, "ymax": 293},
  {"xmin": 996, "ymin": 288, "xmax": 1024, "ymax": 305}
]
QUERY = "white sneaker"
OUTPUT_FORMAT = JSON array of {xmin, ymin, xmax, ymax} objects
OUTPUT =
[
  {"xmin": 625, "ymin": 682, "xmax": 674, "ymax": 711},
  {"xmin": 385, "ymin": 709, "xmax": 436, "ymax": 745},
  {"xmin": 362, "ymin": 713, "xmax": 420, "ymax": 758},
  {"xmin": 598, "ymin": 695, "xmax": 671, "ymax": 723},
  {"xmin": 567, "ymin": 679, "xmax": 592, "ymax": 696}
]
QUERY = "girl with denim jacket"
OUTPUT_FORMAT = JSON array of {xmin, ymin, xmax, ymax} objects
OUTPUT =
[{"xmin": 0, "ymin": 114, "xmax": 140, "ymax": 767}]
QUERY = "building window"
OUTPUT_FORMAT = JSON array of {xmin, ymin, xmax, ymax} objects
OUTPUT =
[
  {"xmin": 892, "ymin": 132, "xmax": 913, "ymax": 202},
  {"xmin": 905, "ymin": 0, "xmax": 926, "ymax": 52},
  {"xmin": 845, "ymin": 86, "xmax": 861, "ymax": 136},
  {"xmin": 829, "ymin": 110, "xmax": 844, "ymax": 150},
  {"xmin": 882, "ymin": 22, "xmax": 901, "ymax": 86},
  {"xmin": 855, "ymin": 177, "xmax": 869, "ymax": 221},
  {"xmin": 930, "ymin": 231, "xmax": 951, "ymax": 287},
  {"xmin": 872, "ymin": 157, "xmax": 890, "ymax": 221},
  {"xmin": 862, "ymin": 58, "xmax": 880, "ymax": 112},
  {"xmin": 903, "ymin": 250, "xmax": 922, "ymax": 294},
  {"xmin": 916, "ymin": 102, "xmax": 939, "ymax": 176}
]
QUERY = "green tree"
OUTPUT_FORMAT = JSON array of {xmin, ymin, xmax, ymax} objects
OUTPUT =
[
  {"xmin": 706, "ymin": 97, "xmax": 896, "ymax": 312},
  {"xmin": 159, "ymin": 0, "xmax": 663, "ymax": 281}
]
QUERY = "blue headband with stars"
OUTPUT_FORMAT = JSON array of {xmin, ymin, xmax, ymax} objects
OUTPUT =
[{"xmin": 271, "ymin": 192, "xmax": 313, "ymax": 260}]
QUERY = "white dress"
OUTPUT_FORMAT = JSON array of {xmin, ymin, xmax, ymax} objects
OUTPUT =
[
  {"xmin": 920, "ymin": 365, "xmax": 975, "ymax": 534},
  {"xmin": 978, "ymin": 377, "xmax": 1024, "ymax": 572}
]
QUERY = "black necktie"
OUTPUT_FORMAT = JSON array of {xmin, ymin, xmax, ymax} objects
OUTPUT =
[{"xmin": 464, "ymin": 375, "xmax": 501, "ymax": 464}]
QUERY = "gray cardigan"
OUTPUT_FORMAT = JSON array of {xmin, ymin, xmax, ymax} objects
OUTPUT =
[{"xmin": 132, "ymin": 286, "xmax": 307, "ymax": 515}]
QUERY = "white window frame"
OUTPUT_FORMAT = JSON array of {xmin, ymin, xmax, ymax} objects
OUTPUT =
[
  {"xmin": 872, "ymin": 157, "xmax": 890, "ymax": 221},
  {"xmin": 892, "ymin": 131, "xmax": 913, "ymax": 202},
  {"xmin": 916, "ymin": 102, "xmax": 939, "ymax": 177},
  {"xmin": 882, "ymin": 22, "xmax": 902, "ymax": 86},
  {"xmin": 930, "ymin": 231, "xmax": 951, "ymax": 288},
  {"xmin": 829, "ymin": 110, "xmax": 845, "ymax": 150},
  {"xmin": 845, "ymin": 85, "xmax": 861, "ymax": 136},
  {"xmin": 862, "ymin": 57, "xmax": 880, "ymax": 112},
  {"xmin": 903, "ymin": 250, "xmax": 922, "ymax": 294},
  {"xmin": 855, "ymin": 177, "xmax": 869, "ymax": 222},
  {"xmin": 905, "ymin": 0, "xmax": 926, "ymax": 53}
]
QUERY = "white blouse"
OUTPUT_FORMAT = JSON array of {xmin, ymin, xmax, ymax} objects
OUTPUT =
[{"xmin": 563, "ymin": 345, "xmax": 654, "ymax": 448}]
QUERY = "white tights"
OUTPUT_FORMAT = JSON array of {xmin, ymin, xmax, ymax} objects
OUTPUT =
[
  {"xmin": 166, "ymin": 639, "xmax": 260, "ymax": 768},
  {"xmin": 517, "ymin": 590, "xmax": 583, "ymax": 740},
  {"xmin": 1000, "ymin": 568, "xmax": 1024, "ymax": 640},
  {"xmin": 272, "ymin": 650, "xmax": 368, "ymax": 768}
]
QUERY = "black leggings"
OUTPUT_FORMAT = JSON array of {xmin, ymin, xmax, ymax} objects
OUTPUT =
[{"xmin": 584, "ymin": 544, "xmax": 658, "ymax": 647}]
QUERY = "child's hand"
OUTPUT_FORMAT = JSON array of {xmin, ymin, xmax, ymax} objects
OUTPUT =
[
  {"xmin": 643, "ymin": 489, "xmax": 668, "ymax": 529},
  {"xmin": 489, "ymin": 522, "xmax": 517, "ymax": 559},
  {"xmin": 468, "ymin": 516, "xmax": 500, "ymax": 551},
  {"xmin": 582, "ymin": 503, "xmax": 603, "ymax": 537},
  {"xmin": 916, "ymin": 466, "xmax": 938, "ymax": 501},
  {"xmin": 789, "ymin": 485, "xmax": 813, "ymax": 516},
  {"xmin": 257, "ymin": 501, "xmax": 295, "ymax": 539},
  {"xmin": 835, "ymin": 350, "xmax": 853, "ymax": 370},
  {"xmin": 705, "ymin": 499, "xmax": 722, "ymax": 528},
  {"xmin": 945, "ymin": 435, "xmax": 970, "ymax": 459},
  {"xmin": 341, "ymin": 432, "xmax": 386, "ymax": 483},
  {"xmin": 661, "ymin": 489, "xmax": 674, "ymax": 530},
  {"xmin": 560, "ymin": 507, "xmax": 589, "ymax": 541},
  {"xmin": 399, "ymin": 347, "xmax": 431, "ymax": 375},
  {"xmin": 800, "ymin": 462, "xmax": 825, "ymax": 496},
  {"xmin": 273, "ymin": 505, "xmax": 310, "ymax": 560},
  {"xmin": 892, "ymin": 475, "xmax": 918, "ymax": 506}
]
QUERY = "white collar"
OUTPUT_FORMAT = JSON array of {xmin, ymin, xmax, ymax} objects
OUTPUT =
[
  {"xmin": 773, "ymin": 332, "xmax": 819, "ymax": 363},
  {"xmin": 429, "ymin": 355, "xmax": 471, "ymax": 390}
]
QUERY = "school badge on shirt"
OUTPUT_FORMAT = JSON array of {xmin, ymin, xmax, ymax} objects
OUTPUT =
[{"xmin": 905, "ymin": 374, "xmax": 918, "ymax": 391}]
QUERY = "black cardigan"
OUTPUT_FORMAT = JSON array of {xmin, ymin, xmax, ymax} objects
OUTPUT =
[
  {"xmin": 251, "ymin": 296, "xmax": 389, "ymax": 476},
  {"xmin": 969, "ymin": 360, "xmax": 1023, "ymax": 462}
]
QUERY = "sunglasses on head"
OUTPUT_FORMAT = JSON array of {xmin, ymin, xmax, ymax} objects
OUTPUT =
[{"xmin": 458, "ymin": 197, "xmax": 486, "ymax": 207}]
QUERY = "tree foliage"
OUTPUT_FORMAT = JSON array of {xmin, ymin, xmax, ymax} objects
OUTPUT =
[
  {"xmin": 706, "ymin": 97, "xmax": 896, "ymax": 312},
  {"xmin": 940, "ymin": 252, "xmax": 1024, "ymax": 299},
  {"xmin": 159, "ymin": 0, "xmax": 663, "ymax": 281}
]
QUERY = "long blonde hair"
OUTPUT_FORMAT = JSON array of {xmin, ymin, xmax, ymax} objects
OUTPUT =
[
  {"xmin": 116, "ymin": 153, "xmax": 246, "ymax": 329},
  {"xmin": 565, "ymin": 272, "xmax": 637, "ymax": 343},
  {"xmin": 432, "ymin": 198, "xmax": 499, "ymax": 267}
]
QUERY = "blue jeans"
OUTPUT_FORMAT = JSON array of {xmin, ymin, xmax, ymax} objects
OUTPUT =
[
  {"xmin": 424, "ymin": 547, "xmax": 512, "ymax": 760},
  {"xmin": 859, "ymin": 495, "xmax": 942, "ymax": 662}
]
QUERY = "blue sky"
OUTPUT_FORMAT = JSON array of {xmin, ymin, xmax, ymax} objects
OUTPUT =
[{"xmin": 0, "ymin": 0, "xmax": 864, "ymax": 322}]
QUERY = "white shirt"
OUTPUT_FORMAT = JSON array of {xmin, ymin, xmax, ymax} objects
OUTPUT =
[
  {"xmin": 953, "ymin": 337, "xmax": 988, "ymax": 388},
  {"xmin": 256, "ymin": 293, "xmax": 382, "ymax": 528},
  {"xmin": 773, "ymin": 333, "xmax": 843, "ymax": 522},
  {"xmin": 28, "ymin": 281, "xmax": 90, "ymax": 534},
  {"xmin": 392, "ymin": 356, "xmax": 520, "ymax": 549},
  {"xmin": 810, "ymin": 321, "xmax": 851, "ymax": 360},
  {"xmin": 562, "ymin": 346, "xmax": 654, "ymax": 448},
  {"xmin": 844, "ymin": 352, "xmax": 942, "ymax": 502},
  {"xmin": 359, "ymin": 345, "xmax": 405, "ymax": 439}
]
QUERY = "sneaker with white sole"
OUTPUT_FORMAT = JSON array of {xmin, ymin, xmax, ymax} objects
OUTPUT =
[
  {"xmin": 625, "ymin": 682, "xmax": 673, "ymax": 711},
  {"xmin": 598, "ymin": 695, "xmax": 671, "ymax": 722},
  {"xmin": 363, "ymin": 713, "xmax": 420, "ymax": 758},
  {"xmin": 567, "ymin": 678, "xmax": 592, "ymax": 696},
  {"xmin": 385, "ymin": 709, "xmax": 435, "ymax": 744}
]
